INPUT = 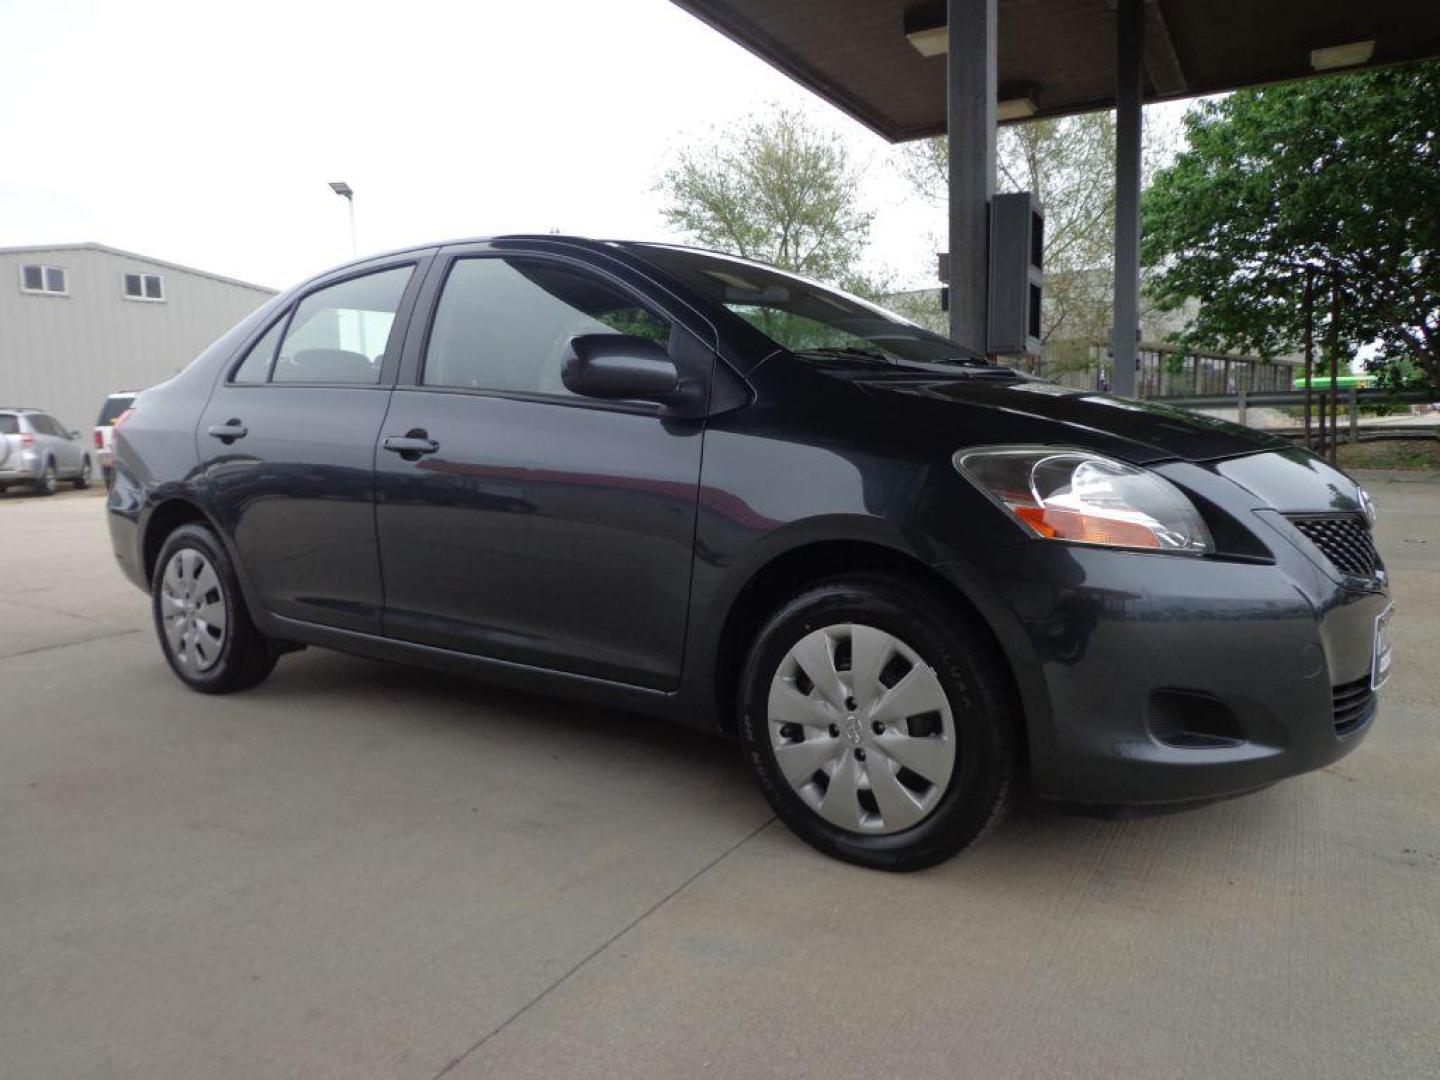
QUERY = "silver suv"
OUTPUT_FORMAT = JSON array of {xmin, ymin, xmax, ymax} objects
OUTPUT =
[{"xmin": 0, "ymin": 409, "xmax": 92, "ymax": 495}]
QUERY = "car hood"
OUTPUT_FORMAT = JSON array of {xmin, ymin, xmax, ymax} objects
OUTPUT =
[{"xmin": 835, "ymin": 366, "xmax": 1291, "ymax": 464}]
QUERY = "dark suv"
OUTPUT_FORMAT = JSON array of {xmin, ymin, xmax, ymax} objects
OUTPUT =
[{"xmin": 107, "ymin": 236, "xmax": 1392, "ymax": 869}]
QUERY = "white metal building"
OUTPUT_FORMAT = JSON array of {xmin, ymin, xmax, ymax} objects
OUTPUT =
[{"xmin": 0, "ymin": 243, "xmax": 276, "ymax": 432}]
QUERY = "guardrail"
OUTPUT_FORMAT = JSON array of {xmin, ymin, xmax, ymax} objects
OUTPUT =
[
  {"xmin": 1154, "ymin": 389, "xmax": 1436, "ymax": 447},
  {"xmin": 1153, "ymin": 389, "xmax": 1432, "ymax": 409}
]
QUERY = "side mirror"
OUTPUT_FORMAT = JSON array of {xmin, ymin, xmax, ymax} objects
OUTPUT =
[
  {"xmin": 69, "ymin": 430, "xmax": 81, "ymax": 440},
  {"xmin": 562, "ymin": 334, "xmax": 680, "ymax": 403}
]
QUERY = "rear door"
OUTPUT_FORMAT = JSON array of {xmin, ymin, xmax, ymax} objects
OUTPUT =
[
  {"xmin": 196, "ymin": 257, "xmax": 429, "ymax": 634},
  {"xmin": 34, "ymin": 414, "xmax": 80, "ymax": 473},
  {"xmin": 374, "ymin": 246, "xmax": 714, "ymax": 689}
]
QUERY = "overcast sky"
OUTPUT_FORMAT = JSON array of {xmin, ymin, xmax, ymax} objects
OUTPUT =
[{"xmin": 1, "ymin": 0, "xmax": 1184, "ymax": 294}]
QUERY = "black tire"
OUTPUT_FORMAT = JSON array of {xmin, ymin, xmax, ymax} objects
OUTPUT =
[
  {"xmin": 35, "ymin": 461, "xmax": 58, "ymax": 496},
  {"xmin": 73, "ymin": 456, "xmax": 92, "ymax": 490},
  {"xmin": 151, "ymin": 523, "xmax": 278, "ymax": 694},
  {"xmin": 737, "ymin": 573, "xmax": 1018, "ymax": 871}
]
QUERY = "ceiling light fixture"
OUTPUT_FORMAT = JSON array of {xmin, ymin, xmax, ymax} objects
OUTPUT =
[
  {"xmin": 905, "ymin": 24, "xmax": 948, "ymax": 57},
  {"xmin": 997, "ymin": 95, "xmax": 1039, "ymax": 121},
  {"xmin": 1310, "ymin": 39, "xmax": 1375, "ymax": 71}
]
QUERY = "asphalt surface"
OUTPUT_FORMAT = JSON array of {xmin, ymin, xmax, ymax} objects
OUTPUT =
[{"xmin": 2, "ymin": 481, "xmax": 1437, "ymax": 1080}]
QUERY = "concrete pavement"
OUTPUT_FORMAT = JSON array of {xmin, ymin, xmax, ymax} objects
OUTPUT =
[{"xmin": 2, "ymin": 484, "xmax": 1437, "ymax": 1079}]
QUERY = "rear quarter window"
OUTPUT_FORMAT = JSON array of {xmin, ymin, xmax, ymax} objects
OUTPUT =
[
  {"xmin": 0, "ymin": 415, "xmax": 17, "ymax": 435},
  {"xmin": 97, "ymin": 396, "xmax": 136, "ymax": 426}
]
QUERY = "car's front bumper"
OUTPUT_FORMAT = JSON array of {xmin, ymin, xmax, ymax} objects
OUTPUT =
[
  {"xmin": 936, "ymin": 458, "xmax": 1390, "ymax": 808},
  {"xmin": 948, "ymin": 546, "xmax": 1384, "ymax": 807}
]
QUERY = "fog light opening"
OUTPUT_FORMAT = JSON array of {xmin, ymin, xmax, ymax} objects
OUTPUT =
[{"xmin": 1146, "ymin": 691, "xmax": 1246, "ymax": 749}]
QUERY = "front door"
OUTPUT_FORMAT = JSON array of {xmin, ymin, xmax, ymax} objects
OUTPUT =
[
  {"xmin": 197, "ymin": 262, "xmax": 420, "ymax": 634},
  {"xmin": 374, "ymin": 253, "xmax": 707, "ymax": 690}
]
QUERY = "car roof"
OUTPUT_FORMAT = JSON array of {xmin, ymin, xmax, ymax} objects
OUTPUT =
[{"xmin": 306, "ymin": 234, "xmax": 716, "ymax": 279}]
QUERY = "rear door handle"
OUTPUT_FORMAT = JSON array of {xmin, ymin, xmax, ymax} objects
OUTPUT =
[
  {"xmin": 207, "ymin": 420, "xmax": 248, "ymax": 442},
  {"xmin": 382, "ymin": 431, "xmax": 439, "ymax": 458}
]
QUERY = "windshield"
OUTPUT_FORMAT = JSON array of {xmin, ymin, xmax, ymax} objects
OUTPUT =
[{"xmin": 629, "ymin": 245, "xmax": 980, "ymax": 367}]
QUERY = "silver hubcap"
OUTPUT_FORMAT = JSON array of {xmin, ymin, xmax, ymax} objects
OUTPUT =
[
  {"xmin": 160, "ymin": 549, "xmax": 227, "ymax": 672},
  {"xmin": 768, "ymin": 624, "xmax": 956, "ymax": 835}
]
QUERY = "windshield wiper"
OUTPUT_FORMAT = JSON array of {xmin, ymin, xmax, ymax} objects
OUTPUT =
[
  {"xmin": 792, "ymin": 347, "xmax": 896, "ymax": 366},
  {"xmin": 793, "ymin": 346, "xmax": 1003, "ymax": 373}
]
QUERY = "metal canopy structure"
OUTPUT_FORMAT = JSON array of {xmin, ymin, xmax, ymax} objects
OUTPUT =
[
  {"xmin": 670, "ymin": 0, "xmax": 1440, "ymax": 141},
  {"xmin": 671, "ymin": 0, "xmax": 1440, "ymax": 396}
]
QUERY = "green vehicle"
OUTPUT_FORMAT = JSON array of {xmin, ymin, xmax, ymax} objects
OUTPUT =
[{"xmin": 1292, "ymin": 373, "xmax": 1374, "ymax": 391}]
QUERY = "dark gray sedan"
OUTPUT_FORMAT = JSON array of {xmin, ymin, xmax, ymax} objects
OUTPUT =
[{"xmin": 105, "ymin": 236, "xmax": 1392, "ymax": 869}]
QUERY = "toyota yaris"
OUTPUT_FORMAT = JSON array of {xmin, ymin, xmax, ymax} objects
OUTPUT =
[{"xmin": 107, "ymin": 236, "xmax": 1392, "ymax": 869}]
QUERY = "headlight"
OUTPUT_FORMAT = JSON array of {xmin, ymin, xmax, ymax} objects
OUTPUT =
[
  {"xmin": 954, "ymin": 447, "xmax": 1214, "ymax": 554},
  {"xmin": 1357, "ymin": 486, "xmax": 1377, "ymax": 527}
]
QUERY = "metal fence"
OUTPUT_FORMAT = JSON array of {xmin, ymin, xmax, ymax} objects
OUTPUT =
[
  {"xmin": 1154, "ymin": 389, "xmax": 1436, "ymax": 450},
  {"xmin": 1018, "ymin": 341, "xmax": 1299, "ymax": 398}
]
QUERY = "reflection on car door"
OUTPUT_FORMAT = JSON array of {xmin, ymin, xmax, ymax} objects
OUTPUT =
[
  {"xmin": 374, "ymin": 252, "xmax": 708, "ymax": 690},
  {"xmin": 196, "ymin": 261, "xmax": 424, "ymax": 634}
]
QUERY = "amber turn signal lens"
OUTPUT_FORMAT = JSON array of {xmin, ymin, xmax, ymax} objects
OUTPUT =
[{"xmin": 1013, "ymin": 506, "xmax": 1161, "ymax": 549}]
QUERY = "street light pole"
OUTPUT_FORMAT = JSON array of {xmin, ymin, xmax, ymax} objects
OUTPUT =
[
  {"xmin": 328, "ymin": 181, "xmax": 356, "ymax": 257},
  {"xmin": 327, "ymin": 181, "xmax": 363, "ymax": 354}
]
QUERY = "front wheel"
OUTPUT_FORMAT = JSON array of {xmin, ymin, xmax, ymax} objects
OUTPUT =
[
  {"xmin": 737, "ymin": 574, "xmax": 1018, "ymax": 871},
  {"xmin": 151, "ymin": 523, "xmax": 278, "ymax": 693},
  {"xmin": 73, "ymin": 457, "xmax": 92, "ymax": 490}
]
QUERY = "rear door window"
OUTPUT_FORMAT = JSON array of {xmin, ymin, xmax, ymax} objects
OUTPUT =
[{"xmin": 272, "ymin": 266, "xmax": 413, "ymax": 385}]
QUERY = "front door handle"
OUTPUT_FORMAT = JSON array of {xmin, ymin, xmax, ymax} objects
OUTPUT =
[
  {"xmin": 207, "ymin": 420, "xmax": 248, "ymax": 442},
  {"xmin": 382, "ymin": 430, "xmax": 440, "ymax": 459}
]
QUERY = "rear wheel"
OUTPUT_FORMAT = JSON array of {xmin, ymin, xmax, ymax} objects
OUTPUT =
[
  {"xmin": 73, "ymin": 457, "xmax": 91, "ymax": 489},
  {"xmin": 151, "ymin": 523, "xmax": 277, "ymax": 693},
  {"xmin": 34, "ymin": 461, "xmax": 57, "ymax": 496},
  {"xmin": 737, "ymin": 573, "xmax": 1017, "ymax": 871}
]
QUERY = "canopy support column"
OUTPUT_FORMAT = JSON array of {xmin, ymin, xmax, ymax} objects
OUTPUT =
[
  {"xmin": 946, "ymin": 0, "xmax": 996, "ymax": 355},
  {"xmin": 1112, "ymin": 0, "xmax": 1144, "ymax": 396}
]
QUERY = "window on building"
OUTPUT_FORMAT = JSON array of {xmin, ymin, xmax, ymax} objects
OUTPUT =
[
  {"xmin": 123, "ymin": 272, "xmax": 165, "ymax": 301},
  {"xmin": 20, "ymin": 264, "xmax": 67, "ymax": 295},
  {"xmin": 422, "ymin": 257, "xmax": 671, "ymax": 397}
]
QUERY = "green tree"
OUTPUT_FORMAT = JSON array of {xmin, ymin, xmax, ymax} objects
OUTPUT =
[
  {"xmin": 1143, "ymin": 62, "xmax": 1440, "ymax": 389},
  {"xmin": 899, "ymin": 112, "xmax": 1163, "ymax": 361},
  {"xmin": 657, "ymin": 107, "xmax": 875, "ymax": 288}
]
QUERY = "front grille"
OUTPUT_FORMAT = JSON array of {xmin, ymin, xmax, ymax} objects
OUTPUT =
[
  {"xmin": 1332, "ymin": 676, "xmax": 1377, "ymax": 736},
  {"xmin": 1286, "ymin": 514, "xmax": 1381, "ymax": 579}
]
